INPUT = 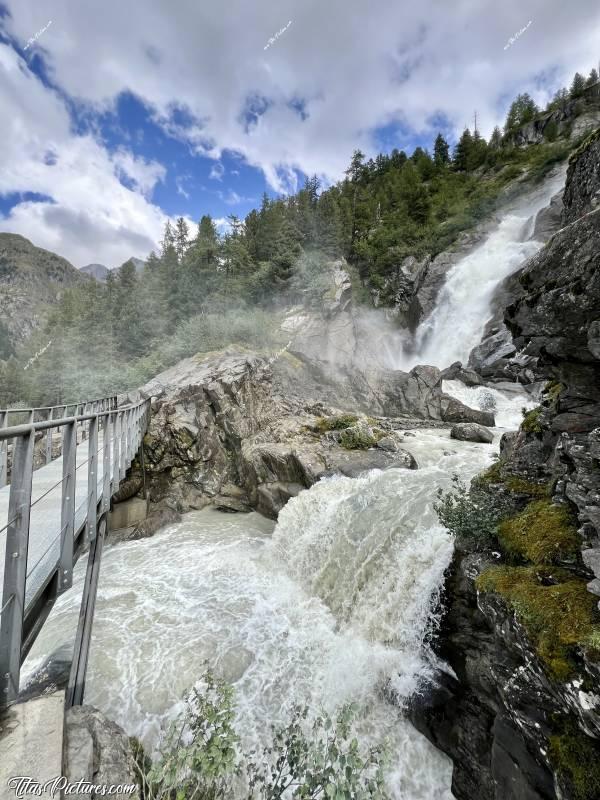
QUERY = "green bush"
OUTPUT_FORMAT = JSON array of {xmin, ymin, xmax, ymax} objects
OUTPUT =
[
  {"xmin": 434, "ymin": 474, "xmax": 513, "ymax": 546},
  {"xmin": 140, "ymin": 672, "xmax": 389, "ymax": 799}
]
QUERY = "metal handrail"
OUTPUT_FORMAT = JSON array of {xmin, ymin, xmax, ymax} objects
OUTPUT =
[
  {"xmin": 0, "ymin": 394, "xmax": 118, "ymax": 416},
  {"xmin": 0, "ymin": 395, "xmax": 152, "ymax": 708}
]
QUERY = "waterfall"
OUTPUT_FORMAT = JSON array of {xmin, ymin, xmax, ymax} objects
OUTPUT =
[
  {"xmin": 23, "ymin": 428, "xmax": 501, "ymax": 799},
  {"xmin": 398, "ymin": 169, "xmax": 566, "ymax": 370}
]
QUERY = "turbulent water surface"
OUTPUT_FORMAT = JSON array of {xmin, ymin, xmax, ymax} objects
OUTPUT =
[{"xmin": 24, "ymin": 421, "xmax": 506, "ymax": 799}]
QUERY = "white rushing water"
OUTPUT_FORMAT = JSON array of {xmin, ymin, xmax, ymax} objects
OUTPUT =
[
  {"xmin": 396, "ymin": 169, "xmax": 566, "ymax": 370},
  {"xmin": 24, "ymin": 427, "xmax": 502, "ymax": 799}
]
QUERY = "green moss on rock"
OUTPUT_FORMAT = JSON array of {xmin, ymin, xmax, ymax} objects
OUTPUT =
[
  {"xmin": 338, "ymin": 427, "xmax": 378, "ymax": 450},
  {"xmin": 498, "ymin": 499, "xmax": 580, "ymax": 564},
  {"xmin": 522, "ymin": 406, "xmax": 543, "ymax": 433},
  {"xmin": 314, "ymin": 414, "xmax": 359, "ymax": 433},
  {"xmin": 476, "ymin": 565, "xmax": 600, "ymax": 680},
  {"xmin": 550, "ymin": 721, "xmax": 600, "ymax": 800}
]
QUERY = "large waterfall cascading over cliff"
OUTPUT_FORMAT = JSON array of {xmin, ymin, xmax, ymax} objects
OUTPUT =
[
  {"xmin": 397, "ymin": 169, "xmax": 566, "ymax": 370},
  {"xmin": 24, "ymin": 428, "xmax": 499, "ymax": 799}
]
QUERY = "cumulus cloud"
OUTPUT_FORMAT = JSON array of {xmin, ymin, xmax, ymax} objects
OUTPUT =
[
  {"xmin": 0, "ymin": 43, "xmax": 168, "ymax": 267},
  {"xmin": 2, "ymin": 0, "xmax": 600, "ymax": 260}
]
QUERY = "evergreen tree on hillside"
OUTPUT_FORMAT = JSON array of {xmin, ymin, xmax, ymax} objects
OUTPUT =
[
  {"xmin": 433, "ymin": 133, "xmax": 450, "ymax": 166},
  {"xmin": 453, "ymin": 128, "xmax": 473, "ymax": 171},
  {"xmin": 468, "ymin": 129, "xmax": 488, "ymax": 170},
  {"xmin": 489, "ymin": 126, "xmax": 503, "ymax": 149},
  {"xmin": 586, "ymin": 68, "xmax": 599, "ymax": 87},
  {"xmin": 316, "ymin": 192, "xmax": 343, "ymax": 255},
  {"xmin": 399, "ymin": 161, "xmax": 430, "ymax": 223},
  {"xmin": 547, "ymin": 87, "xmax": 569, "ymax": 113},
  {"xmin": 570, "ymin": 72, "xmax": 586, "ymax": 98},
  {"xmin": 504, "ymin": 93, "xmax": 539, "ymax": 131},
  {"xmin": 160, "ymin": 220, "xmax": 176, "ymax": 257},
  {"xmin": 345, "ymin": 150, "xmax": 366, "ymax": 183},
  {"xmin": 175, "ymin": 217, "xmax": 190, "ymax": 263},
  {"xmin": 389, "ymin": 148, "xmax": 407, "ymax": 169}
]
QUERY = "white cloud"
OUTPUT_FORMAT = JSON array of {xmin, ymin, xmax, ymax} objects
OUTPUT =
[
  {"xmin": 4, "ymin": 0, "xmax": 597, "ymax": 190},
  {"xmin": 1, "ymin": 0, "xmax": 600, "ymax": 258},
  {"xmin": 209, "ymin": 162, "xmax": 225, "ymax": 181},
  {"xmin": 0, "ymin": 43, "xmax": 168, "ymax": 268},
  {"xmin": 111, "ymin": 148, "xmax": 166, "ymax": 197}
]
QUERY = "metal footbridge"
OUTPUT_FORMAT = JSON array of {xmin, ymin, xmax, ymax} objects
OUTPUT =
[{"xmin": 0, "ymin": 395, "xmax": 151, "ymax": 710}]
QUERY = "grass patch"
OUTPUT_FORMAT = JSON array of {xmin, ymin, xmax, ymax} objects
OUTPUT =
[
  {"xmin": 476, "ymin": 566, "xmax": 600, "ymax": 679},
  {"xmin": 550, "ymin": 720, "xmax": 600, "ymax": 800},
  {"xmin": 338, "ymin": 427, "xmax": 379, "ymax": 450},
  {"xmin": 498, "ymin": 499, "xmax": 580, "ymax": 565},
  {"xmin": 522, "ymin": 406, "xmax": 543, "ymax": 433},
  {"xmin": 314, "ymin": 414, "xmax": 359, "ymax": 433}
]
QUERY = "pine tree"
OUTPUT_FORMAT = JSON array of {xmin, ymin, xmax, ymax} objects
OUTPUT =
[
  {"xmin": 547, "ymin": 87, "xmax": 569, "ymax": 113},
  {"xmin": 489, "ymin": 126, "xmax": 503, "ymax": 149},
  {"xmin": 504, "ymin": 93, "xmax": 538, "ymax": 131},
  {"xmin": 433, "ymin": 133, "xmax": 450, "ymax": 166},
  {"xmin": 468, "ymin": 129, "xmax": 488, "ymax": 170},
  {"xmin": 316, "ymin": 192, "xmax": 343, "ymax": 255},
  {"xmin": 345, "ymin": 150, "xmax": 366, "ymax": 182},
  {"xmin": 570, "ymin": 72, "xmax": 586, "ymax": 98},
  {"xmin": 586, "ymin": 68, "xmax": 599, "ymax": 87},
  {"xmin": 175, "ymin": 217, "xmax": 190, "ymax": 263},
  {"xmin": 453, "ymin": 128, "xmax": 473, "ymax": 171},
  {"xmin": 160, "ymin": 220, "xmax": 175, "ymax": 258}
]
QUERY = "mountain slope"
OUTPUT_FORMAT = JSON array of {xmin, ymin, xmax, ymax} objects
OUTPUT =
[
  {"xmin": 0, "ymin": 233, "xmax": 88, "ymax": 349},
  {"xmin": 81, "ymin": 262, "xmax": 110, "ymax": 281}
]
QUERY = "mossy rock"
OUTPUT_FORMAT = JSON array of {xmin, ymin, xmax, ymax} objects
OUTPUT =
[
  {"xmin": 314, "ymin": 414, "xmax": 359, "ymax": 433},
  {"xmin": 549, "ymin": 720, "xmax": 600, "ymax": 800},
  {"xmin": 338, "ymin": 427, "xmax": 379, "ymax": 450},
  {"xmin": 522, "ymin": 406, "xmax": 543, "ymax": 433},
  {"xmin": 477, "ymin": 565, "xmax": 600, "ymax": 680},
  {"xmin": 475, "ymin": 461, "xmax": 549, "ymax": 498},
  {"xmin": 498, "ymin": 499, "xmax": 580, "ymax": 565}
]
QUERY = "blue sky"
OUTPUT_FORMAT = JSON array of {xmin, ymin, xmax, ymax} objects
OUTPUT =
[{"xmin": 0, "ymin": 0, "xmax": 598, "ymax": 269}]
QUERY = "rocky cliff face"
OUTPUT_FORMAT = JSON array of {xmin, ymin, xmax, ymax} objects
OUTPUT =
[
  {"xmin": 131, "ymin": 332, "xmax": 491, "ymax": 522},
  {"xmin": 411, "ymin": 130, "xmax": 600, "ymax": 800},
  {"xmin": 0, "ymin": 233, "xmax": 88, "ymax": 349}
]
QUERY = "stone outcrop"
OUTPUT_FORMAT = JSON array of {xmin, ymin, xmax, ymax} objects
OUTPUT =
[
  {"xmin": 64, "ymin": 706, "xmax": 140, "ymax": 799},
  {"xmin": 503, "ymin": 83, "xmax": 600, "ymax": 148},
  {"xmin": 450, "ymin": 422, "xmax": 493, "ymax": 444},
  {"xmin": 412, "ymin": 128, "xmax": 600, "ymax": 799}
]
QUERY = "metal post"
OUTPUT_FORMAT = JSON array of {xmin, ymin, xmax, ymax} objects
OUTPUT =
[
  {"xmin": 58, "ymin": 421, "xmax": 76, "ymax": 596},
  {"xmin": 0, "ymin": 411, "xmax": 7, "ymax": 489},
  {"xmin": 0, "ymin": 430, "xmax": 34, "ymax": 707},
  {"xmin": 102, "ymin": 414, "xmax": 111, "ymax": 514},
  {"xmin": 113, "ymin": 412, "xmax": 120, "ymax": 491},
  {"xmin": 120, "ymin": 410, "xmax": 127, "ymax": 481},
  {"xmin": 45, "ymin": 409, "xmax": 52, "ymax": 465},
  {"xmin": 86, "ymin": 417, "xmax": 98, "ymax": 542},
  {"xmin": 66, "ymin": 514, "xmax": 107, "ymax": 708}
]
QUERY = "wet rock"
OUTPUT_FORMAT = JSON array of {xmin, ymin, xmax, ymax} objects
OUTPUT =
[
  {"xmin": 450, "ymin": 423, "xmax": 494, "ymax": 444},
  {"xmin": 531, "ymin": 191, "xmax": 564, "ymax": 242},
  {"xmin": 64, "ymin": 706, "xmax": 140, "ymax": 799},
  {"xmin": 441, "ymin": 361, "xmax": 484, "ymax": 386},
  {"xmin": 562, "ymin": 128, "xmax": 600, "ymax": 225}
]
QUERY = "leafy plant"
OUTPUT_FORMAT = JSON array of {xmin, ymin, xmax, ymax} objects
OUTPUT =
[
  {"xmin": 139, "ymin": 673, "xmax": 390, "ymax": 799},
  {"xmin": 434, "ymin": 474, "xmax": 513, "ymax": 546}
]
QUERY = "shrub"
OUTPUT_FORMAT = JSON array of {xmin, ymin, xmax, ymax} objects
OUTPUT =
[
  {"xmin": 434, "ymin": 474, "xmax": 513, "ymax": 546},
  {"xmin": 315, "ymin": 414, "xmax": 359, "ymax": 433},
  {"xmin": 338, "ymin": 427, "xmax": 379, "ymax": 450},
  {"xmin": 522, "ymin": 406, "xmax": 543, "ymax": 433},
  {"xmin": 142, "ymin": 672, "xmax": 390, "ymax": 799}
]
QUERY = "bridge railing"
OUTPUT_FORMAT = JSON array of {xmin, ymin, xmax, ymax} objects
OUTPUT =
[
  {"xmin": 0, "ymin": 396, "xmax": 151, "ymax": 708},
  {"xmin": 0, "ymin": 396, "xmax": 118, "ymax": 489}
]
